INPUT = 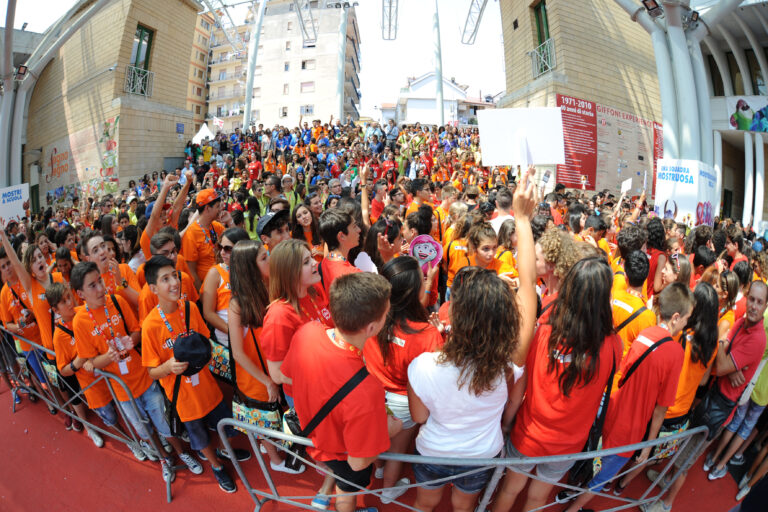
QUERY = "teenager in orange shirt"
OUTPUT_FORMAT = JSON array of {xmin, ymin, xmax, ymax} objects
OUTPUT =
[
  {"xmin": 496, "ymin": 219, "xmax": 518, "ymax": 277},
  {"xmin": 467, "ymin": 223, "xmax": 515, "ymax": 277},
  {"xmin": 612, "ymin": 251, "xmax": 657, "ymax": 360},
  {"xmin": 716, "ymin": 270, "xmax": 739, "ymax": 340},
  {"xmin": 142, "ymin": 256, "xmax": 237, "ymax": 491},
  {"xmin": 291, "ymin": 204, "xmax": 323, "ymax": 262},
  {"xmin": 181, "ymin": 188, "xmax": 225, "ymax": 290},
  {"xmin": 139, "ymin": 172, "xmax": 192, "ymax": 260},
  {"xmin": 138, "ymin": 232, "xmax": 198, "ymax": 322}
]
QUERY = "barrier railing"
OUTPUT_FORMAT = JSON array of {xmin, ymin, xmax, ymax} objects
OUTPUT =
[
  {"xmin": 216, "ymin": 418, "xmax": 709, "ymax": 512},
  {"xmin": 0, "ymin": 327, "xmax": 178, "ymax": 503}
]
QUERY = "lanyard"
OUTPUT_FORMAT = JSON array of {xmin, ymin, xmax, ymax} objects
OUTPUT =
[
  {"xmin": 86, "ymin": 303, "xmax": 117, "ymax": 342},
  {"xmin": 197, "ymin": 221, "xmax": 218, "ymax": 246},
  {"xmin": 298, "ymin": 293, "xmax": 324, "ymax": 323},
  {"xmin": 156, "ymin": 303, "xmax": 185, "ymax": 339},
  {"xmin": 328, "ymin": 329, "xmax": 362, "ymax": 357}
]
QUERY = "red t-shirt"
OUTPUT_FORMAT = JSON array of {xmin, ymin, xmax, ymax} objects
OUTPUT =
[
  {"xmin": 538, "ymin": 292, "xmax": 558, "ymax": 326},
  {"xmin": 511, "ymin": 324, "xmax": 621, "ymax": 456},
  {"xmin": 370, "ymin": 198, "xmax": 385, "ymax": 223},
  {"xmin": 602, "ymin": 326, "xmax": 684, "ymax": 456},
  {"xmin": 363, "ymin": 320, "xmax": 443, "ymax": 395},
  {"xmin": 718, "ymin": 317, "xmax": 767, "ymax": 402},
  {"xmin": 646, "ymin": 248, "xmax": 666, "ymax": 298},
  {"xmin": 730, "ymin": 254, "xmax": 749, "ymax": 270},
  {"xmin": 320, "ymin": 258, "xmax": 361, "ymax": 298},
  {"xmin": 734, "ymin": 295, "xmax": 747, "ymax": 322},
  {"xmin": 281, "ymin": 322, "xmax": 390, "ymax": 462}
]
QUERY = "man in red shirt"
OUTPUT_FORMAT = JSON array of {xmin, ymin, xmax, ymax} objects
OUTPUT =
[
  {"xmin": 369, "ymin": 181, "xmax": 387, "ymax": 224},
  {"xmin": 282, "ymin": 273, "xmax": 400, "ymax": 512},
  {"xmin": 318, "ymin": 210, "xmax": 361, "ymax": 297}
]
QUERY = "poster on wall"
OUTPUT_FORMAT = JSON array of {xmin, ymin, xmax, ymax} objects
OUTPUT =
[
  {"xmin": 41, "ymin": 116, "xmax": 120, "ymax": 206},
  {"xmin": 0, "ymin": 184, "xmax": 30, "ymax": 224},
  {"xmin": 556, "ymin": 94, "xmax": 662, "ymax": 198},
  {"xmin": 726, "ymin": 96, "xmax": 768, "ymax": 131},
  {"xmin": 654, "ymin": 158, "xmax": 719, "ymax": 227}
]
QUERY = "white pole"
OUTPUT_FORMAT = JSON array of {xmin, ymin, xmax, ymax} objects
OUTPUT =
[
  {"xmin": 0, "ymin": 0, "xmax": 17, "ymax": 187},
  {"xmin": 744, "ymin": 131, "xmax": 754, "ymax": 227},
  {"xmin": 714, "ymin": 130, "xmax": 723, "ymax": 219},
  {"xmin": 337, "ymin": 6, "xmax": 348, "ymax": 120},
  {"xmin": 755, "ymin": 133, "xmax": 764, "ymax": 226},
  {"xmin": 687, "ymin": 34, "xmax": 714, "ymax": 166},
  {"xmin": 433, "ymin": 0, "xmax": 444, "ymax": 126},
  {"xmin": 242, "ymin": 0, "xmax": 267, "ymax": 130}
]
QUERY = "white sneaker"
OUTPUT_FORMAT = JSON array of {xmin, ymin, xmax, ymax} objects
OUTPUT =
[
  {"xmin": 160, "ymin": 436, "xmax": 173, "ymax": 454},
  {"xmin": 739, "ymin": 474, "xmax": 751, "ymax": 490},
  {"xmin": 161, "ymin": 458, "xmax": 176, "ymax": 483},
  {"xmin": 129, "ymin": 442, "xmax": 148, "ymax": 461},
  {"xmin": 374, "ymin": 466, "xmax": 384, "ymax": 479},
  {"xmin": 140, "ymin": 440, "xmax": 160, "ymax": 462},
  {"xmin": 179, "ymin": 452, "xmax": 204, "ymax": 475},
  {"xmin": 702, "ymin": 452, "xmax": 716, "ymax": 472},
  {"xmin": 86, "ymin": 428, "xmax": 104, "ymax": 448},
  {"xmin": 380, "ymin": 477, "xmax": 410, "ymax": 504},
  {"xmin": 736, "ymin": 485, "xmax": 751, "ymax": 501},
  {"xmin": 271, "ymin": 459, "xmax": 306, "ymax": 474},
  {"xmin": 259, "ymin": 443, "xmax": 267, "ymax": 454}
]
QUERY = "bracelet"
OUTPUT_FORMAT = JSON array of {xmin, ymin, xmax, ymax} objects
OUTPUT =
[{"xmin": 70, "ymin": 361, "xmax": 78, "ymax": 373}]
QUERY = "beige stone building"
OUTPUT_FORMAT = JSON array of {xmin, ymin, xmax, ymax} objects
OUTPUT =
[
  {"xmin": 23, "ymin": 0, "xmax": 201, "ymax": 205},
  {"xmin": 188, "ymin": 13, "xmax": 214, "ymax": 132}
]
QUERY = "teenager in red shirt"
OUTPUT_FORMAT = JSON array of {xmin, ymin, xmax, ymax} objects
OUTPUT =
[
  {"xmin": 318, "ymin": 209, "xmax": 361, "ymax": 297},
  {"xmin": 282, "ymin": 272, "xmax": 399, "ymax": 512}
]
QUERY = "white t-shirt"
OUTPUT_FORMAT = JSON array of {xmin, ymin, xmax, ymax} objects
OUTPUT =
[
  {"xmin": 408, "ymin": 352, "xmax": 521, "ymax": 458},
  {"xmin": 490, "ymin": 213, "xmax": 514, "ymax": 234}
]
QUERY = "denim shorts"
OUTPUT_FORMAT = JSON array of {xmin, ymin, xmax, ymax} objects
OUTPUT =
[
  {"xmin": 585, "ymin": 454, "xmax": 630, "ymax": 491},
  {"xmin": 93, "ymin": 402, "xmax": 118, "ymax": 427},
  {"xmin": 183, "ymin": 399, "xmax": 236, "ymax": 451},
  {"xmin": 505, "ymin": 438, "xmax": 574, "ymax": 483},
  {"xmin": 726, "ymin": 399, "xmax": 767, "ymax": 440},
  {"xmin": 412, "ymin": 449, "xmax": 499, "ymax": 494},
  {"xmin": 117, "ymin": 381, "xmax": 171, "ymax": 439}
]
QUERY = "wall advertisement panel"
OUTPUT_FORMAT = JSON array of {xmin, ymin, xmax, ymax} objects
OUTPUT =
[{"xmin": 654, "ymin": 158, "xmax": 718, "ymax": 227}]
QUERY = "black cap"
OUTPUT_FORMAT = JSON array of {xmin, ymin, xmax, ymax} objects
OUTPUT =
[{"xmin": 173, "ymin": 332, "xmax": 212, "ymax": 376}]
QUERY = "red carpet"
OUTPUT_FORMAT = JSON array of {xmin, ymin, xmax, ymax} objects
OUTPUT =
[{"xmin": 0, "ymin": 381, "xmax": 741, "ymax": 511}]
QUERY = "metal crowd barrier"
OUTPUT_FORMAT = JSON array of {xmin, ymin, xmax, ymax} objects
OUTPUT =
[
  {"xmin": 217, "ymin": 418, "xmax": 709, "ymax": 512},
  {"xmin": 0, "ymin": 327, "xmax": 178, "ymax": 503}
]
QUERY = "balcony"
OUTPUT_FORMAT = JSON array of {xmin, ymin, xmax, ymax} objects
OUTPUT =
[
  {"xmin": 209, "ymin": 72, "xmax": 245, "ymax": 83},
  {"xmin": 208, "ymin": 89, "xmax": 245, "ymax": 101},
  {"xmin": 124, "ymin": 65, "xmax": 154, "ymax": 97},
  {"xmin": 528, "ymin": 38, "xmax": 556, "ymax": 79},
  {"xmin": 209, "ymin": 53, "xmax": 246, "ymax": 65}
]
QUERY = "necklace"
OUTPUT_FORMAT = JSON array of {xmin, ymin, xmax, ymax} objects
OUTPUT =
[
  {"xmin": 327, "ymin": 329, "xmax": 362, "ymax": 357},
  {"xmin": 327, "ymin": 251, "xmax": 347, "ymax": 262}
]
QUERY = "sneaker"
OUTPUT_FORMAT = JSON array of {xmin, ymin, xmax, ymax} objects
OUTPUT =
[
  {"xmin": 48, "ymin": 405, "xmax": 57, "ymax": 415},
  {"xmin": 354, "ymin": 508, "xmax": 378, "ymax": 512},
  {"xmin": 311, "ymin": 493, "xmax": 331, "ymax": 510},
  {"xmin": 703, "ymin": 452, "xmax": 716, "ymax": 472},
  {"xmin": 181, "ymin": 430, "xmax": 190, "ymax": 443},
  {"xmin": 87, "ymin": 428, "xmax": 104, "ymax": 448},
  {"xmin": 708, "ymin": 465, "xmax": 728, "ymax": 481},
  {"xmin": 72, "ymin": 419, "xmax": 83, "ymax": 432},
  {"xmin": 739, "ymin": 474, "xmax": 751, "ymax": 490},
  {"xmin": 736, "ymin": 485, "xmax": 751, "ymax": 501},
  {"xmin": 259, "ymin": 443, "xmax": 267, "ymax": 454},
  {"xmin": 646, "ymin": 469, "xmax": 672, "ymax": 487},
  {"xmin": 160, "ymin": 436, "xmax": 173, "ymax": 454},
  {"xmin": 161, "ymin": 458, "xmax": 176, "ymax": 483},
  {"xmin": 730, "ymin": 454, "xmax": 745, "ymax": 466},
  {"xmin": 374, "ymin": 466, "xmax": 384, "ymax": 479},
  {"xmin": 212, "ymin": 466, "xmax": 237, "ymax": 493},
  {"xmin": 129, "ymin": 442, "xmax": 148, "ymax": 461},
  {"xmin": 140, "ymin": 440, "xmax": 160, "ymax": 462},
  {"xmin": 612, "ymin": 477, "xmax": 628, "ymax": 496},
  {"xmin": 65, "ymin": 415, "xmax": 73, "ymax": 430},
  {"xmin": 179, "ymin": 452, "xmax": 204, "ymax": 475},
  {"xmin": 271, "ymin": 458, "xmax": 306, "ymax": 474},
  {"xmin": 555, "ymin": 489, "xmax": 578, "ymax": 504},
  {"xmin": 640, "ymin": 500, "xmax": 671, "ymax": 512},
  {"xmin": 199, "ymin": 448, "xmax": 252, "ymax": 462},
  {"xmin": 380, "ymin": 477, "xmax": 410, "ymax": 504}
]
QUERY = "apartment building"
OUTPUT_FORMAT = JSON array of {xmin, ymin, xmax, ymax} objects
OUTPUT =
[{"xmin": 188, "ymin": 13, "xmax": 215, "ymax": 132}]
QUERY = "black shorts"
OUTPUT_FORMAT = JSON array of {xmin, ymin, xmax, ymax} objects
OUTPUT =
[
  {"xmin": 59, "ymin": 372, "xmax": 83, "ymax": 406},
  {"xmin": 324, "ymin": 459, "xmax": 373, "ymax": 493}
]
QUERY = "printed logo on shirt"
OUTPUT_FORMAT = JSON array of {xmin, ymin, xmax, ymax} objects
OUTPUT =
[
  {"xmin": 392, "ymin": 336, "xmax": 406, "ymax": 347},
  {"xmin": 454, "ymin": 245, "xmax": 467, "ymax": 252},
  {"xmin": 636, "ymin": 334, "xmax": 654, "ymax": 347},
  {"xmin": 612, "ymin": 299, "xmax": 634, "ymax": 314},
  {"xmin": 551, "ymin": 349, "xmax": 572, "ymax": 364},
  {"xmin": 320, "ymin": 307, "xmax": 331, "ymax": 322}
]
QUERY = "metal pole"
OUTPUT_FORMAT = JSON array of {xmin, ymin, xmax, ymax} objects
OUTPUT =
[
  {"xmin": 755, "ymin": 133, "xmax": 764, "ymax": 226},
  {"xmin": 714, "ymin": 130, "xmax": 723, "ymax": 218},
  {"xmin": 687, "ymin": 33, "xmax": 714, "ymax": 166},
  {"xmin": 744, "ymin": 131, "xmax": 754, "ymax": 227},
  {"xmin": 433, "ymin": 0, "xmax": 444, "ymax": 126},
  {"xmin": 0, "ymin": 0, "xmax": 17, "ymax": 187},
  {"xmin": 337, "ymin": 6, "xmax": 348, "ymax": 121},
  {"xmin": 242, "ymin": 0, "xmax": 267, "ymax": 130}
]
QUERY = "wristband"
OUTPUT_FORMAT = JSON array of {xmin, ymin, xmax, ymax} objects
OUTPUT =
[{"xmin": 70, "ymin": 361, "xmax": 78, "ymax": 373}]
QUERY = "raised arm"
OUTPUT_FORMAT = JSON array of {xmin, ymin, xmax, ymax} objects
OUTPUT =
[
  {"xmin": 145, "ymin": 175, "xmax": 177, "ymax": 239},
  {"xmin": 170, "ymin": 171, "xmax": 192, "ymax": 228},
  {"xmin": 359, "ymin": 163, "xmax": 371, "ymax": 229},
  {"xmin": 0, "ymin": 226, "xmax": 32, "ymax": 295},
  {"xmin": 510, "ymin": 166, "xmax": 539, "ymax": 367}
]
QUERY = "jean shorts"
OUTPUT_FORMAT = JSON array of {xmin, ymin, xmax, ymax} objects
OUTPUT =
[
  {"xmin": 117, "ymin": 381, "xmax": 171, "ymax": 440},
  {"xmin": 412, "ymin": 449, "xmax": 499, "ymax": 494},
  {"xmin": 21, "ymin": 349, "xmax": 46, "ymax": 384},
  {"xmin": 505, "ymin": 438, "xmax": 574, "ymax": 483},
  {"xmin": 585, "ymin": 454, "xmax": 630, "ymax": 491},
  {"xmin": 183, "ymin": 399, "xmax": 236, "ymax": 451},
  {"xmin": 726, "ymin": 399, "xmax": 767, "ymax": 440},
  {"xmin": 93, "ymin": 402, "xmax": 118, "ymax": 427}
]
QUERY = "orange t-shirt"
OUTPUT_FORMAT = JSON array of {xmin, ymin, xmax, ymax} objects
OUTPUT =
[
  {"xmin": 29, "ymin": 275, "xmax": 65, "ymax": 353},
  {"xmin": 495, "ymin": 248, "xmax": 518, "ymax": 277},
  {"xmin": 469, "ymin": 254, "xmax": 515, "ymax": 277},
  {"xmin": 234, "ymin": 326, "xmax": 270, "ymax": 402},
  {"xmin": 213, "ymin": 264, "xmax": 231, "ymax": 312},
  {"xmin": 140, "ymin": 230, "xmax": 152, "ymax": 260},
  {"xmin": 444, "ymin": 238, "xmax": 470, "ymax": 288},
  {"xmin": 53, "ymin": 320, "xmax": 111, "ymax": 409},
  {"xmin": 137, "ymin": 271, "xmax": 199, "ymax": 322},
  {"xmin": 666, "ymin": 329, "xmax": 718, "ymax": 419},
  {"xmin": 180, "ymin": 221, "xmax": 224, "ymax": 287},
  {"xmin": 719, "ymin": 309, "xmax": 735, "ymax": 333},
  {"xmin": 102, "ymin": 264, "xmax": 140, "ymax": 313},
  {"xmin": 0, "ymin": 282, "xmax": 42, "ymax": 352},
  {"xmin": 363, "ymin": 320, "xmax": 443, "ymax": 395},
  {"xmin": 612, "ymin": 289, "xmax": 657, "ymax": 358},
  {"xmin": 141, "ymin": 301, "xmax": 222, "ymax": 422},
  {"xmin": 74, "ymin": 295, "xmax": 152, "ymax": 402}
]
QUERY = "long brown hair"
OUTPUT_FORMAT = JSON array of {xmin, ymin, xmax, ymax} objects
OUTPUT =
[
  {"xmin": 268, "ymin": 239, "xmax": 316, "ymax": 314},
  {"xmin": 439, "ymin": 268, "xmax": 520, "ymax": 395},
  {"xmin": 377, "ymin": 257, "xmax": 428, "ymax": 363},
  {"xmin": 230, "ymin": 240, "xmax": 269, "ymax": 327}
]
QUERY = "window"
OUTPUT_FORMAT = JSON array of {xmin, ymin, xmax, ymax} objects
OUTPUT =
[
  {"xmin": 195, "ymin": 123, "xmax": 201, "ymax": 131},
  {"xmin": 196, "ymin": 87, "xmax": 202, "ymax": 97},
  {"xmin": 253, "ymin": 87, "xmax": 261, "ymax": 98},
  {"xmin": 300, "ymin": 105, "xmax": 314, "ymax": 115},
  {"xmin": 301, "ymin": 59, "xmax": 316, "ymax": 70},
  {"xmin": 708, "ymin": 55, "xmax": 725, "ymax": 97},
  {"xmin": 130, "ymin": 25, "xmax": 154, "ymax": 70},
  {"xmin": 198, "ymin": 69, "xmax": 204, "ymax": 79},
  {"xmin": 285, "ymin": 41, "xmax": 291, "ymax": 51},
  {"xmin": 533, "ymin": 1, "xmax": 550, "ymax": 45},
  {"xmin": 284, "ymin": 61, "xmax": 290, "ymax": 71},
  {"xmin": 283, "ymin": 83, "xmax": 289, "ymax": 95},
  {"xmin": 300, "ymin": 81, "xmax": 315, "ymax": 93},
  {"xmin": 201, "ymin": 19, "xmax": 211, "ymax": 31},
  {"xmin": 727, "ymin": 52, "xmax": 745, "ymax": 96},
  {"xmin": 287, "ymin": 21, "xmax": 293, "ymax": 31},
  {"xmin": 217, "ymin": 86, "xmax": 225, "ymax": 96},
  {"xmin": 216, "ymin": 106, "xmax": 223, "ymax": 116},
  {"xmin": 199, "ymin": 51, "xmax": 206, "ymax": 62},
  {"xmin": 195, "ymin": 105, "xmax": 201, "ymax": 115},
  {"xmin": 218, "ymin": 70, "xmax": 226, "ymax": 80},
  {"xmin": 746, "ymin": 49, "xmax": 766, "ymax": 95},
  {"xmin": 280, "ymin": 106, "xmax": 288, "ymax": 118}
]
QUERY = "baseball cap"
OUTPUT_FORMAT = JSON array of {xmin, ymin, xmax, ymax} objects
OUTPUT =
[
  {"xmin": 256, "ymin": 209, "xmax": 289, "ymax": 237},
  {"xmin": 127, "ymin": 195, "xmax": 137, "ymax": 204},
  {"xmin": 196, "ymin": 188, "xmax": 222, "ymax": 207}
]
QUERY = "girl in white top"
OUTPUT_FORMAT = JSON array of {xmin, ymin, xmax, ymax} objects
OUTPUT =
[{"xmin": 406, "ymin": 167, "xmax": 540, "ymax": 512}]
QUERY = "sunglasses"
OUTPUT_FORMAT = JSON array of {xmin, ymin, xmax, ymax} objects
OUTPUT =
[{"xmin": 219, "ymin": 244, "xmax": 234, "ymax": 254}]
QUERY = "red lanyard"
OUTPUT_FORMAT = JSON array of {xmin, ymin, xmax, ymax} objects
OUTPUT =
[
  {"xmin": 86, "ymin": 303, "xmax": 117, "ymax": 341},
  {"xmin": 298, "ymin": 293, "xmax": 324, "ymax": 323},
  {"xmin": 328, "ymin": 329, "xmax": 362, "ymax": 357}
]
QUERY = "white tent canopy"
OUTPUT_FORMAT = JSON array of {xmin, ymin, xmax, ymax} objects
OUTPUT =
[{"xmin": 192, "ymin": 123, "xmax": 215, "ymax": 144}]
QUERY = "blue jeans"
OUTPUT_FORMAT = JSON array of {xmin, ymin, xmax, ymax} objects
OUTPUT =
[
  {"xmin": 585, "ymin": 454, "xmax": 630, "ymax": 492},
  {"xmin": 21, "ymin": 349, "xmax": 46, "ymax": 383},
  {"xmin": 412, "ymin": 449, "xmax": 499, "ymax": 494},
  {"xmin": 117, "ymin": 382, "xmax": 171, "ymax": 439}
]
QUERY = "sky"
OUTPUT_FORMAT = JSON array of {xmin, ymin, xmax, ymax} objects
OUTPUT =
[{"xmin": 1, "ymin": 0, "xmax": 507, "ymax": 117}]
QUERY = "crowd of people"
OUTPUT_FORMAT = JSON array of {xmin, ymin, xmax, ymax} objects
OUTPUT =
[{"xmin": 2, "ymin": 118, "xmax": 768, "ymax": 512}]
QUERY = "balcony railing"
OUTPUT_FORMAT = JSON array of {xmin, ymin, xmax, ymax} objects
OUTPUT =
[
  {"xmin": 210, "ymin": 53, "xmax": 246, "ymax": 65},
  {"xmin": 528, "ymin": 38, "xmax": 556, "ymax": 79},
  {"xmin": 210, "ymin": 72, "xmax": 245, "ymax": 83},
  {"xmin": 124, "ymin": 65, "xmax": 154, "ymax": 97},
  {"xmin": 208, "ymin": 90, "xmax": 244, "ymax": 101}
]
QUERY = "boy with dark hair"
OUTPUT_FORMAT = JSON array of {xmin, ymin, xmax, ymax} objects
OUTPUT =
[
  {"xmin": 726, "ymin": 224, "xmax": 747, "ymax": 269},
  {"xmin": 81, "ymin": 231, "xmax": 140, "ymax": 312},
  {"xmin": 256, "ymin": 209, "xmax": 291, "ymax": 250},
  {"xmin": 692, "ymin": 245, "xmax": 716, "ymax": 287},
  {"xmin": 613, "ymin": 223, "xmax": 648, "ymax": 294},
  {"xmin": 282, "ymin": 273, "xmax": 399, "ymax": 512},
  {"xmin": 319, "ymin": 209, "xmax": 361, "ymax": 297},
  {"xmin": 141, "ymin": 256, "xmax": 236, "ymax": 492},
  {"xmin": 181, "ymin": 188, "xmax": 224, "ymax": 289},
  {"xmin": 612, "ymin": 250, "xmax": 657, "ymax": 359},
  {"xmin": 71, "ymin": 261, "xmax": 177, "ymax": 471},
  {"xmin": 563, "ymin": 282, "xmax": 693, "ymax": 512}
]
